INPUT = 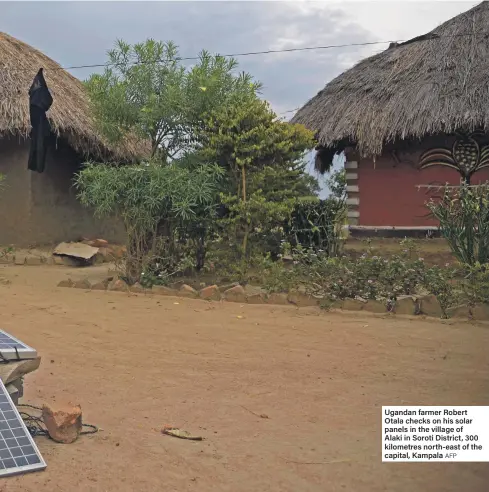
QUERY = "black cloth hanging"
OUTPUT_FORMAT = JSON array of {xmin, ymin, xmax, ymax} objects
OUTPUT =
[{"xmin": 27, "ymin": 68, "xmax": 53, "ymax": 173}]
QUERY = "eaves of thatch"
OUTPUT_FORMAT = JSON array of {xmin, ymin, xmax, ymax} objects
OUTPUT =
[
  {"xmin": 0, "ymin": 32, "xmax": 149, "ymax": 162},
  {"xmin": 292, "ymin": 1, "xmax": 489, "ymax": 163}
]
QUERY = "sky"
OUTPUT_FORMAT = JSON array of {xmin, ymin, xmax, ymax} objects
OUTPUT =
[{"xmin": 0, "ymin": 0, "xmax": 480, "ymax": 194}]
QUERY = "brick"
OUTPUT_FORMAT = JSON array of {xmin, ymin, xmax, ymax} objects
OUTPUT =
[{"xmin": 42, "ymin": 403, "xmax": 82, "ymax": 444}]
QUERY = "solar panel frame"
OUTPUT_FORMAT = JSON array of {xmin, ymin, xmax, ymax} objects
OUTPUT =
[
  {"xmin": 0, "ymin": 380, "xmax": 46, "ymax": 476},
  {"xmin": 0, "ymin": 330, "xmax": 37, "ymax": 361}
]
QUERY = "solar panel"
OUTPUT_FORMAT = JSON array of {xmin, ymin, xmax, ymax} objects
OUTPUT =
[
  {"xmin": 0, "ymin": 380, "xmax": 46, "ymax": 476},
  {"xmin": 0, "ymin": 330, "xmax": 37, "ymax": 361}
]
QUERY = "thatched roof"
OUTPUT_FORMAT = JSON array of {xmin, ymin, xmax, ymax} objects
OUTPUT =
[
  {"xmin": 292, "ymin": 1, "xmax": 489, "ymax": 163},
  {"xmin": 0, "ymin": 32, "xmax": 146, "ymax": 161}
]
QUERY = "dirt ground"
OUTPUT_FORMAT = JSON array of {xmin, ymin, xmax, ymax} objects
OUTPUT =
[{"xmin": 0, "ymin": 264, "xmax": 487, "ymax": 492}]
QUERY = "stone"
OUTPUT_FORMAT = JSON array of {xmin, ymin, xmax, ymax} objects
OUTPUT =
[
  {"xmin": 394, "ymin": 296, "xmax": 418, "ymax": 316},
  {"xmin": 179, "ymin": 284, "xmax": 198, "ymax": 298},
  {"xmin": 73, "ymin": 278, "xmax": 91, "ymax": 290},
  {"xmin": 130, "ymin": 282, "xmax": 145, "ymax": 293},
  {"xmin": 287, "ymin": 290, "xmax": 318, "ymax": 307},
  {"xmin": 446, "ymin": 305, "xmax": 472, "ymax": 319},
  {"xmin": 363, "ymin": 300, "xmax": 387, "ymax": 314},
  {"xmin": 91, "ymin": 281, "xmax": 108, "ymax": 291},
  {"xmin": 0, "ymin": 357, "xmax": 41, "ymax": 385},
  {"xmin": 342, "ymin": 298, "xmax": 365, "ymax": 312},
  {"xmin": 218, "ymin": 282, "xmax": 239, "ymax": 293},
  {"xmin": 25, "ymin": 256, "xmax": 42, "ymax": 266},
  {"xmin": 199, "ymin": 285, "xmax": 221, "ymax": 301},
  {"xmin": 14, "ymin": 255, "xmax": 26, "ymax": 265},
  {"xmin": 57, "ymin": 279, "xmax": 74, "ymax": 288},
  {"xmin": 108, "ymin": 278, "xmax": 129, "ymax": 292},
  {"xmin": 0, "ymin": 254, "xmax": 14, "ymax": 264},
  {"xmin": 153, "ymin": 285, "xmax": 177, "ymax": 296},
  {"xmin": 247, "ymin": 293, "xmax": 267, "ymax": 304},
  {"xmin": 471, "ymin": 303, "xmax": 489, "ymax": 321},
  {"xmin": 267, "ymin": 293, "xmax": 290, "ymax": 305},
  {"xmin": 42, "ymin": 403, "xmax": 82, "ymax": 444},
  {"xmin": 52, "ymin": 255, "xmax": 65, "ymax": 266},
  {"xmin": 419, "ymin": 294, "xmax": 443, "ymax": 318},
  {"xmin": 59, "ymin": 256, "xmax": 83, "ymax": 267},
  {"xmin": 223, "ymin": 285, "xmax": 247, "ymax": 303}
]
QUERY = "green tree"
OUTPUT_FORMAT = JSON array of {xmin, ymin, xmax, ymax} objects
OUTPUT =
[
  {"xmin": 196, "ymin": 97, "xmax": 316, "ymax": 258},
  {"xmin": 85, "ymin": 39, "xmax": 261, "ymax": 161}
]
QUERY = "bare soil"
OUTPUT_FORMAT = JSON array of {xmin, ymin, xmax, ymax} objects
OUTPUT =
[{"xmin": 0, "ymin": 264, "xmax": 487, "ymax": 492}]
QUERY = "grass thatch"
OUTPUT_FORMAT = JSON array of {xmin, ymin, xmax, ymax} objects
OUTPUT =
[
  {"xmin": 0, "ymin": 32, "xmax": 148, "ymax": 161},
  {"xmin": 292, "ymin": 1, "xmax": 489, "ymax": 166}
]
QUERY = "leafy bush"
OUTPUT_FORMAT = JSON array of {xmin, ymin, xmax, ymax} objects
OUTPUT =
[
  {"xmin": 262, "ymin": 242, "xmax": 460, "ymax": 316},
  {"xmin": 427, "ymin": 183, "xmax": 489, "ymax": 265},
  {"xmin": 76, "ymin": 160, "xmax": 224, "ymax": 283}
]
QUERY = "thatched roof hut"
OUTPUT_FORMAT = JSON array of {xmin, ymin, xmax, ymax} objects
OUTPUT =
[
  {"xmin": 292, "ymin": 1, "xmax": 489, "ymax": 171},
  {"xmin": 0, "ymin": 32, "xmax": 144, "ymax": 161}
]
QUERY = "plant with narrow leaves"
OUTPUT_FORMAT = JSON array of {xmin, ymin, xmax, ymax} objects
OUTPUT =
[{"xmin": 427, "ymin": 183, "xmax": 489, "ymax": 265}]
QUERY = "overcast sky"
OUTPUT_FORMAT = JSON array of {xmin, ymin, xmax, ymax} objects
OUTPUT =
[{"xmin": 1, "ymin": 0, "xmax": 479, "ymax": 193}]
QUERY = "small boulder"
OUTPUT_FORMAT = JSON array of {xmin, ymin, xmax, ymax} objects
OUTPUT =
[
  {"xmin": 153, "ymin": 285, "xmax": 177, "ymax": 296},
  {"xmin": 73, "ymin": 278, "xmax": 91, "ymax": 290},
  {"xmin": 223, "ymin": 285, "xmax": 247, "ymax": 303},
  {"xmin": 419, "ymin": 294, "xmax": 443, "ymax": 318},
  {"xmin": 342, "ymin": 298, "xmax": 365, "ymax": 312},
  {"xmin": 0, "ymin": 254, "xmax": 14, "ymax": 265},
  {"xmin": 52, "ymin": 255, "xmax": 65, "ymax": 266},
  {"xmin": 446, "ymin": 304, "xmax": 471, "ymax": 319},
  {"xmin": 218, "ymin": 282, "xmax": 239, "ymax": 293},
  {"xmin": 14, "ymin": 255, "xmax": 26, "ymax": 266},
  {"xmin": 267, "ymin": 293, "xmax": 290, "ymax": 305},
  {"xmin": 394, "ymin": 296, "xmax": 418, "ymax": 316},
  {"xmin": 200, "ymin": 285, "xmax": 221, "ymax": 301},
  {"xmin": 25, "ymin": 256, "xmax": 42, "ymax": 266},
  {"xmin": 108, "ymin": 278, "xmax": 129, "ymax": 292},
  {"xmin": 363, "ymin": 300, "xmax": 387, "ymax": 314},
  {"xmin": 42, "ymin": 403, "xmax": 82, "ymax": 444},
  {"xmin": 471, "ymin": 303, "xmax": 489, "ymax": 321},
  {"xmin": 130, "ymin": 282, "xmax": 145, "ymax": 293},
  {"xmin": 57, "ymin": 279, "xmax": 74, "ymax": 288},
  {"xmin": 287, "ymin": 290, "xmax": 318, "ymax": 307},
  {"xmin": 179, "ymin": 284, "xmax": 198, "ymax": 298},
  {"xmin": 91, "ymin": 281, "xmax": 108, "ymax": 291}
]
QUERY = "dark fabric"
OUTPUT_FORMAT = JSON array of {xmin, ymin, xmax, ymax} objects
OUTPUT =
[{"xmin": 28, "ymin": 68, "xmax": 53, "ymax": 173}]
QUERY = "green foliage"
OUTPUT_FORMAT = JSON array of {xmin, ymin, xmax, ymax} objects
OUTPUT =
[
  {"xmin": 461, "ymin": 262, "xmax": 489, "ymax": 306},
  {"xmin": 195, "ymin": 97, "xmax": 317, "ymax": 261},
  {"xmin": 427, "ymin": 183, "xmax": 489, "ymax": 265},
  {"xmin": 85, "ymin": 39, "xmax": 260, "ymax": 161},
  {"xmin": 76, "ymin": 160, "xmax": 224, "ymax": 283},
  {"xmin": 261, "ymin": 242, "xmax": 460, "ymax": 317}
]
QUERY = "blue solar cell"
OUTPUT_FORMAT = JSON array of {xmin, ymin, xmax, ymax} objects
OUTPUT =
[{"xmin": 0, "ymin": 381, "xmax": 46, "ymax": 476}]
